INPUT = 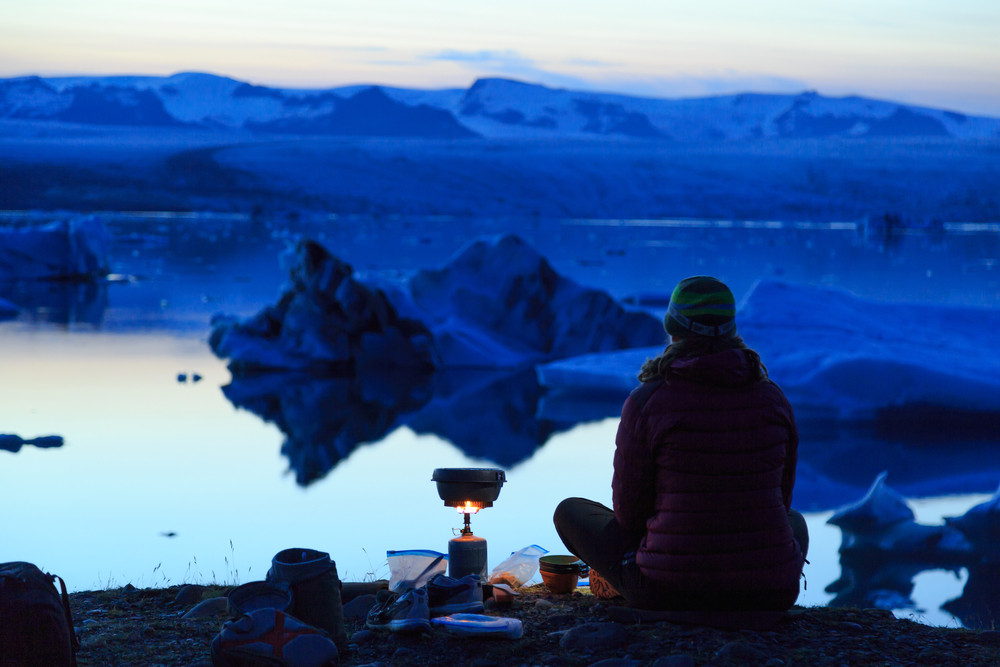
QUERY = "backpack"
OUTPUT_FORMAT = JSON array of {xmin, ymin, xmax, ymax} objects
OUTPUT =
[{"xmin": 0, "ymin": 561, "xmax": 79, "ymax": 667}]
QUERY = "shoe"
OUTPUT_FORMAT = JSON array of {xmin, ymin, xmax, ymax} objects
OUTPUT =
[
  {"xmin": 425, "ymin": 573, "xmax": 484, "ymax": 617},
  {"xmin": 365, "ymin": 588, "xmax": 430, "ymax": 632}
]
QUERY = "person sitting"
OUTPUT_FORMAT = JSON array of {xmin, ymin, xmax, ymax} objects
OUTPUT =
[{"xmin": 553, "ymin": 276, "xmax": 808, "ymax": 610}]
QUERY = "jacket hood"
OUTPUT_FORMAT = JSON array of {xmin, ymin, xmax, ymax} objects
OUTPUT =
[{"xmin": 667, "ymin": 348, "xmax": 760, "ymax": 387}]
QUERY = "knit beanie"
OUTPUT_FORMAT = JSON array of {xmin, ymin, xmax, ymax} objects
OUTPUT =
[{"xmin": 664, "ymin": 276, "xmax": 737, "ymax": 338}]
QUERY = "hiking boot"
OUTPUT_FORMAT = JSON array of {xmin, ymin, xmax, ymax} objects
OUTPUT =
[
  {"xmin": 266, "ymin": 548, "xmax": 348, "ymax": 650},
  {"xmin": 425, "ymin": 573, "xmax": 484, "ymax": 617},
  {"xmin": 365, "ymin": 588, "xmax": 430, "ymax": 632}
]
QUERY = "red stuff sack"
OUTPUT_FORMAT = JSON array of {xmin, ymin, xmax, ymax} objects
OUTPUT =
[{"xmin": 0, "ymin": 561, "xmax": 79, "ymax": 667}]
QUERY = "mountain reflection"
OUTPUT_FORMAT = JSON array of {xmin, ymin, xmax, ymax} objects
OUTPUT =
[{"xmin": 221, "ymin": 368, "xmax": 623, "ymax": 485}]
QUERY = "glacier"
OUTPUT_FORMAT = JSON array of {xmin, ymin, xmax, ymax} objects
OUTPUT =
[{"xmin": 538, "ymin": 279, "xmax": 1000, "ymax": 419}]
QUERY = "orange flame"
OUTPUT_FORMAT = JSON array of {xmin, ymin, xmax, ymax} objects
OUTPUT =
[{"xmin": 456, "ymin": 501, "xmax": 482, "ymax": 514}]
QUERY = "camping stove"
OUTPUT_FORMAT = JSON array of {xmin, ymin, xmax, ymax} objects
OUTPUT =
[{"xmin": 431, "ymin": 467, "xmax": 506, "ymax": 579}]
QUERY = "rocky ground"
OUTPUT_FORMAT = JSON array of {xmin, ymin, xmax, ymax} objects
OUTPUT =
[{"xmin": 68, "ymin": 583, "xmax": 1000, "ymax": 666}]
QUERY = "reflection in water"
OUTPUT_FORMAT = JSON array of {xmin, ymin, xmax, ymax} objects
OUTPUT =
[
  {"xmin": 0, "ymin": 279, "xmax": 108, "ymax": 326},
  {"xmin": 829, "ymin": 557, "xmax": 1000, "ymax": 631},
  {"xmin": 222, "ymin": 362, "xmax": 1000, "ymax": 627},
  {"xmin": 221, "ymin": 368, "xmax": 623, "ymax": 485},
  {"xmin": 0, "ymin": 434, "xmax": 65, "ymax": 453},
  {"xmin": 824, "ymin": 468, "xmax": 1000, "ymax": 629},
  {"xmin": 943, "ymin": 565, "xmax": 1000, "ymax": 630},
  {"xmin": 827, "ymin": 553, "xmax": 943, "ymax": 612},
  {"xmin": 795, "ymin": 418, "xmax": 1000, "ymax": 511},
  {"xmin": 221, "ymin": 368, "xmax": 434, "ymax": 485}
]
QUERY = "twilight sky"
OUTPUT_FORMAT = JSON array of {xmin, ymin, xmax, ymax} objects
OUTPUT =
[{"xmin": 2, "ymin": 0, "xmax": 999, "ymax": 116}]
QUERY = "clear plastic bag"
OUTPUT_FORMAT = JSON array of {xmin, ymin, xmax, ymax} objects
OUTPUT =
[
  {"xmin": 487, "ymin": 544, "xmax": 548, "ymax": 588},
  {"xmin": 386, "ymin": 549, "xmax": 447, "ymax": 592}
]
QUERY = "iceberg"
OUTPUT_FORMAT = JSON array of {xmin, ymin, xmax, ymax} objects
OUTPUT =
[
  {"xmin": 538, "ymin": 279, "xmax": 1000, "ymax": 419},
  {"xmin": 827, "ymin": 472, "xmax": 970, "ymax": 558},
  {"xmin": 210, "ymin": 234, "xmax": 664, "ymax": 373},
  {"xmin": 825, "ymin": 474, "xmax": 1000, "ymax": 624},
  {"xmin": 0, "ymin": 216, "xmax": 110, "ymax": 281},
  {"xmin": 209, "ymin": 234, "xmax": 663, "ymax": 484},
  {"xmin": 210, "ymin": 239, "xmax": 437, "ymax": 374}
]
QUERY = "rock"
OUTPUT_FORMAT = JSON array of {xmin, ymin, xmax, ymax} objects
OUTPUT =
[
  {"xmin": 343, "ymin": 593, "xmax": 377, "ymax": 619},
  {"xmin": 535, "ymin": 598, "xmax": 556, "ymax": 610},
  {"xmin": 174, "ymin": 585, "xmax": 205, "ymax": 607},
  {"xmin": 714, "ymin": 640, "xmax": 769, "ymax": 665},
  {"xmin": 587, "ymin": 659, "xmax": 640, "ymax": 667},
  {"xmin": 181, "ymin": 596, "xmax": 229, "ymax": 619},
  {"xmin": 391, "ymin": 647, "xmax": 419, "ymax": 662},
  {"xmin": 652, "ymin": 656, "xmax": 694, "ymax": 667},
  {"xmin": 351, "ymin": 629, "xmax": 376, "ymax": 645},
  {"xmin": 978, "ymin": 630, "xmax": 1000, "ymax": 643},
  {"xmin": 546, "ymin": 613, "xmax": 579, "ymax": 628},
  {"xmin": 468, "ymin": 659, "xmax": 501, "ymax": 667},
  {"xmin": 559, "ymin": 622, "xmax": 629, "ymax": 651},
  {"xmin": 863, "ymin": 608, "xmax": 896, "ymax": 621}
]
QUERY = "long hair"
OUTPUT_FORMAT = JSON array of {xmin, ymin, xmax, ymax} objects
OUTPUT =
[{"xmin": 638, "ymin": 333, "xmax": 768, "ymax": 383}]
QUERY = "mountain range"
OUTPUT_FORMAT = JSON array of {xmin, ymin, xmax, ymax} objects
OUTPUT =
[
  {"xmin": 2, "ymin": 72, "xmax": 998, "ymax": 220},
  {"xmin": 2, "ymin": 71, "xmax": 998, "ymax": 141}
]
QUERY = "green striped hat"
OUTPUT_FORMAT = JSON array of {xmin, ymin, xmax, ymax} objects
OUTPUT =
[{"xmin": 664, "ymin": 276, "xmax": 737, "ymax": 338}]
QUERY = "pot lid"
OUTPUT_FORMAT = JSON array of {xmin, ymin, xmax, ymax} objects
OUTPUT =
[{"xmin": 431, "ymin": 468, "xmax": 506, "ymax": 484}]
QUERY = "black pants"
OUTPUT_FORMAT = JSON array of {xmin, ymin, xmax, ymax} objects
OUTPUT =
[{"xmin": 553, "ymin": 497, "xmax": 809, "ymax": 610}]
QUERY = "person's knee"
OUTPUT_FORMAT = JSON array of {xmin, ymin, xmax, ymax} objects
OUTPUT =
[{"xmin": 553, "ymin": 497, "xmax": 584, "ymax": 527}]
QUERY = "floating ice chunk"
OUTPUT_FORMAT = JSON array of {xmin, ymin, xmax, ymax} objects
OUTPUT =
[
  {"xmin": 828, "ymin": 472, "xmax": 972, "ymax": 557},
  {"xmin": 828, "ymin": 471, "xmax": 915, "ymax": 533},
  {"xmin": 0, "ymin": 215, "xmax": 110, "ymax": 281},
  {"xmin": 537, "ymin": 279, "xmax": 1000, "ymax": 419},
  {"xmin": 210, "ymin": 239, "xmax": 436, "ymax": 373},
  {"xmin": 741, "ymin": 280, "xmax": 1000, "ymax": 416},
  {"xmin": 210, "ymin": 234, "xmax": 663, "ymax": 373}
]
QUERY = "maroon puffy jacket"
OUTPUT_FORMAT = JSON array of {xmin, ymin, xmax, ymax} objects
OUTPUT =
[{"xmin": 612, "ymin": 347, "xmax": 804, "ymax": 606}]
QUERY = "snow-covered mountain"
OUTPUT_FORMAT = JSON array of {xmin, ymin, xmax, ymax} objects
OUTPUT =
[{"xmin": 1, "ymin": 71, "xmax": 997, "ymax": 141}]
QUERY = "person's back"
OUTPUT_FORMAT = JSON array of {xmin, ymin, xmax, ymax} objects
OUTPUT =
[
  {"xmin": 614, "ymin": 345, "xmax": 803, "ymax": 609},
  {"xmin": 554, "ymin": 275, "xmax": 807, "ymax": 612}
]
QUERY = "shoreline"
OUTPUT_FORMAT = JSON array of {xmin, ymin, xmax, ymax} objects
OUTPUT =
[{"xmin": 67, "ymin": 583, "xmax": 1000, "ymax": 666}]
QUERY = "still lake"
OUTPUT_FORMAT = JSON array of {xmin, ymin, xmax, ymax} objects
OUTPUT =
[{"xmin": 2, "ymin": 212, "xmax": 998, "ymax": 628}]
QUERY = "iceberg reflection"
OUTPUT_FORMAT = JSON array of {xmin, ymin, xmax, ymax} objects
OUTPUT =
[{"xmin": 221, "ymin": 368, "xmax": 620, "ymax": 485}]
